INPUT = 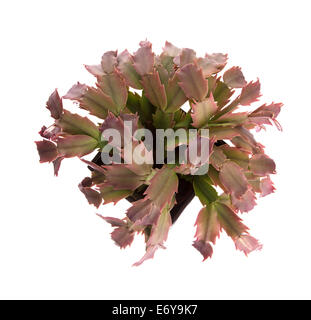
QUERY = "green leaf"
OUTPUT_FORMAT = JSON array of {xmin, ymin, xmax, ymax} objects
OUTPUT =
[
  {"xmin": 57, "ymin": 110, "xmax": 100, "ymax": 140},
  {"xmin": 148, "ymin": 204, "xmax": 172, "ymax": 246},
  {"xmin": 139, "ymin": 93, "xmax": 156, "ymax": 124},
  {"xmin": 99, "ymin": 184, "xmax": 131, "ymax": 205},
  {"xmin": 214, "ymin": 202, "xmax": 248, "ymax": 239},
  {"xmin": 152, "ymin": 109, "xmax": 174, "ymax": 129},
  {"xmin": 98, "ymin": 71, "xmax": 128, "ymax": 114},
  {"xmin": 141, "ymin": 70, "xmax": 167, "ymax": 110},
  {"xmin": 213, "ymin": 80, "xmax": 234, "ymax": 108},
  {"xmin": 177, "ymin": 63, "xmax": 208, "ymax": 101},
  {"xmin": 145, "ymin": 167, "xmax": 178, "ymax": 210},
  {"xmin": 174, "ymin": 112, "xmax": 192, "ymax": 129},
  {"xmin": 221, "ymin": 146, "xmax": 249, "ymax": 170},
  {"xmin": 117, "ymin": 50, "xmax": 142, "ymax": 89},
  {"xmin": 64, "ymin": 84, "xmax": 108, "ymax": 119},
  {"xmin": 57, "ymin": 135, "xmax": 99, "ymax": 158},
  {"xmin": 193, "ymin": 175, "xmax": 218, "ymax": 205},
  {"xmin": 191, "ymin": 94, "xmax": 218, "ymax": 128},
  {"xmin": 126, "ymin": 91, "xmax": 141, "ymax": 114},
  {"xmin": 219, "ymin": 160, "xmax": 249, "ymax": 198},
  {"xmin": 160, "ymin": 54, "xmax": 175, "ymax": 74},
  {"xmin": 194, "ymin": 204, "xmax": 220, "ymax": 245},
  {"xmin": 165, "ymin": 74, "xmax": 188, "ymax": 113}
]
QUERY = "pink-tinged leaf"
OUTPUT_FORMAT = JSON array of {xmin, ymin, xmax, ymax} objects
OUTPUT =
[
  {"xmin": 157, "ymin": 55, "xmax": 174, "ymax": 77},
  {"xmin": 210, "ymin": 98, "xmax": 240, "ymax": 121},
  {"xmin": 144, "ymin": 167, "xmax": 178, "ymax": 210},
  {"xmin": 177, "ymin": 63, "xmax": 208, "ymax": 101},
  {"xmin": 231, "ymin": 136, "xmax": 254, "ymax": 153},
  {"xmin": 85, "ymin": 64, "xmax": 104, "ymax": 77},
  {"xmin": 133, "ymin": 41, "xmax": 154, "ymax": 76},
  {"xmin": 98, "ymin": 184, "xmax": 131, "ymax": 205},
  {"xmin": 104, "ymin": 165, "xmax": 146, "ymax": 191},
  {"xmin": 100, "ymin": 111, "xmax": 138, "ymax": 147},
  {"xmin": 152, "ymin": 108, "xmax": 174, "ymax": 129},
  {"xmin": 223, "ymin": 66, "xmax": 247, "ymax": 88},
  {"xmin": 260, "ymin": 176, "xmax": 275, "ymax": 197},
  {"xmin": 179, "ymin": 134, "xmax": 214, "ymax": 175},
  {"xmin": 221, "ymin": 146, "xmax": 250, "ymax": 170},
  {"xmin": 251, "ymin": 102, "xmax": 283, "ymax": 119},
  {"xmin": 100, "ymin": 111, "xmax": 126, "ymax": 136},
  {"xmin": 212, "ymin": 112, "xmax": 248, "ymax": 126},
  {"xmin": 117, "ymin": 50, "xmax": 142, "ymax": 89},
  {"xmin": 218, "ymin": 193, "xmax": 232, "ymax": 206},
  {"xmin": 231, "ymin": 189, "xmax": 257, "ymax": 213},
  {"xmin": 191, "ymin": 93, "xmax": 218, "ymax": 128},
  {"xmin": 57, "ymin": 135, "xmax": 98, "ymax": 158},
  {"xmin": 239, "ymin": 79, "xmax": 261, "ymax": 106},
  {"xmin": 53, "ymin": 156, "xmax": 64, "ymax": 176},
  {"xmin": 207, "ymin": 76, "xmax": 217, "ymax": 94},
  {"xmin": 214, "ymin": 202, "xmax": 249, "ymax": 239},
  {"xmin": 174, "ymin": 48, "xmax": 196, "ymax": 67},
  {"xmin": 213, "ymin": 80, "xmax": 234, "ymax": 108},
  {"xmin": 35, "ymin": 140, "xmax": 58, "ymax": 163},
  {"xmin": 209, "ymin": 127, "xmax": 240, "ymax": 140},
  {"xmin": 56, "ymin": 110, "xmax": 100, "ymax": 139},
  {"xmin": 141, "ymin": 70, "xmax": 167, "ymax": 109},
  {"xmin": 134, "ymin": 205, "xmax": 172, "ymax": 266},
  {"xmin": 119, "ymin": 113, "xmax": 139, "ymax": 132},
  {"xmin": 162, "ymin": 41, "xmax": 181, "ymax": 57},
  {"xmin": 98, "ymin": 215, "xmax": 134, "ymax": 249},
  {"xmin": 81, "ymin": 88, "xmax": 111, "ymax": 118},
  {"xmin": 194, "ymin": 205, "xmax": 220, "ymax": 245},
  {"xmin": 126, "ymin": 199, "xmax": 161, "ymax": 226},
  {"xmin": 192, "ymin": 240, "xmax": 213, "ymax": 261},
  {"xmin": 236, "ymin": 126, "xmax": 264, "ymax": 153},
  {"xmin": 39, "ymin": 125, "xmax": 61, "ymax": 141},
  {"xmin": 123, "ymin": 144, "xmax": 153, "ymax": 177},
  {"xmin": 111, "ymin": 226, "xmax": 134, "ymax": 249},
  {"xmin": 78, "ymin": 182, "xmax": 102, "ymax": 208},
  {"xmin": 235, "ymin": 234, "xmax": 262, "ymax": 256},
  {"xmin": 219, "ymin": 161, "xmax": 249, "ymax": 198},
  {"xmin": 246, "ymin": 117, "xmax": 272, "ymax": 131},
  {"xmin": 155, "ymin": 62, "xmax": 169, "ymax": 86},
  {"xmin": 63, "ymin": 82, "xmax": 88, "ymax": 100},
  {"xmin": 46, "ymin": 89, "xmax": 63, "ymax": 120},
  {"xmin": 101, "ymin": 50, "xmax": 118, "ymax": 74},
  {"xmin": 245, "ymin": 172, "xmax": 261, "ymax": 193},
  {"xmin": 249, "ymin": 102, "xmax": 283, "ymax": 131},
  {"xmin": 98, "ymin": 70, "xmax": 128, "ymax": 113},
  {"xmin": 249, "ymin": 154, "xmax": 276, "ymax": 176},
  {"xmin": 165, "ymin": 74, "xmax": 188, "ymax": 113},
  {"xmin": 148, "ymin": 205, "xmax": 172, "ymax": 246},
  {"xmin": 197, "ymin": 53, "xmax": 228, "ymax": 77},
  {"xmin": 85, "ymin": 51, "xmax": 118, "ymax": 76},
  {"xmin": 208, "ymin": 166, "xmax": 226, "ymax": 190},
  {"xmin": 133, "ymin": 244, "xmax": 163, "ymax": 267},
  {"xmin": 98, "ymin": 215, "xmax": 126, "ymax": 227},
  {"xmin": 210, "ymin": 148, "xmax": 227, "ymax": 170},
  {"xmin": 64, "ymin": 84, "xmax": 108, "ymax": 119}
]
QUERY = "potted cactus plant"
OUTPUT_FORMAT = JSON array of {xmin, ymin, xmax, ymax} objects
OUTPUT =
[{"xmin": 35, "ymin": 40, "xmax": 282, "ymax": 265}]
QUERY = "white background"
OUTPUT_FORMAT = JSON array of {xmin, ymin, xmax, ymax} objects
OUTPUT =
[{"xmin": 0, "ymin": 0, "xmax": 310, "ymax": 300}]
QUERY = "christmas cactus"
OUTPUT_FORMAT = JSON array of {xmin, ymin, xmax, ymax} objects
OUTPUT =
[{"xmin": 35, "ymin": 41, "xmax": 283, "ymax": 265}]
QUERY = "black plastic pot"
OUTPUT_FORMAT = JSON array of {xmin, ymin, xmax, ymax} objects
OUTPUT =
[{"xmin": 88, "ymin": 152, "xmax": 195, "ymax": 224}]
